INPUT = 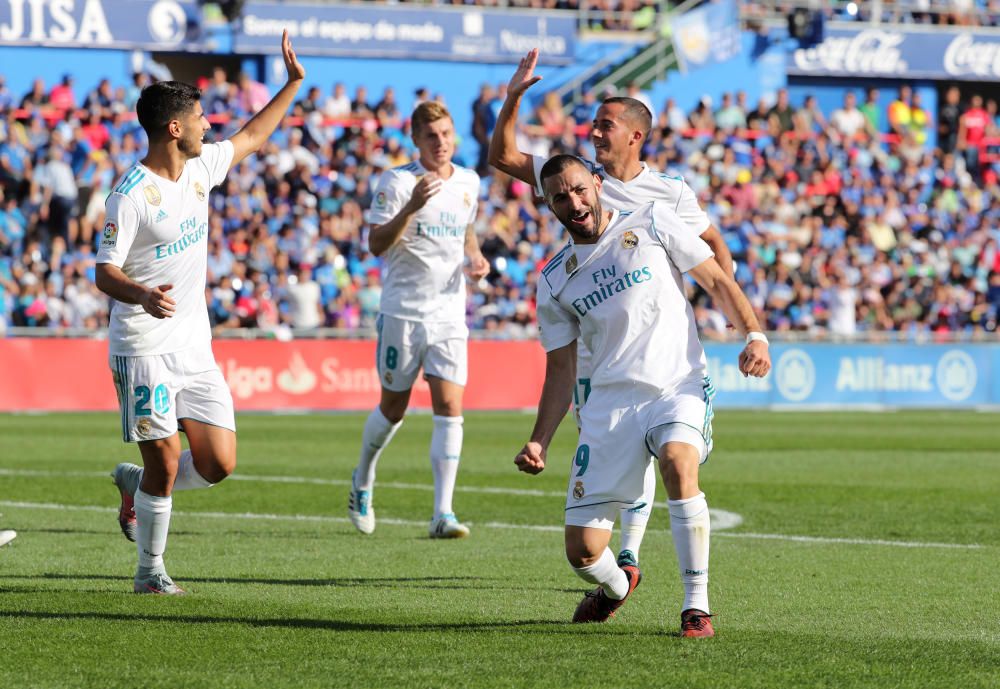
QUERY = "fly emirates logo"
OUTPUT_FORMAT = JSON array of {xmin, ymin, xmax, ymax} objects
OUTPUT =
[
  {"xmin": 571, "ymin": 264, "xmax": 653, "ymax": 317},
  {"xmin": 155, "ymin": 217, "xmax": 208, "ymax": 259}
]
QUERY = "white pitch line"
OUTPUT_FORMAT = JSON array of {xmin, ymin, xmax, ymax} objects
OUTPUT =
[
  {"xmin": 0, "ymin": 467, "xmax": 559, "ymax": 498},
  {"xmin": 0, "ymin": 500, "xmax": 983, "ymax": 550},
  {"xmin": 0, "ymin": 467, "xmax": 743, "ymax": 529}
]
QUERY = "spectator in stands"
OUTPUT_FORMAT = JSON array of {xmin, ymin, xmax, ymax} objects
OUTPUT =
[
  {"xmin": 324, "ymin": 82, "xmax": 352, "ymax": 119},
  {"xmin": 661, "ymin": 97, "xmax": 688, "ymax": 132},
  {"xmin": 830, "ymin": 91, "xmax": 867, "ymax": 142},
  {"xmin": 49, "ymin": 75, "xmax": 76, "ymax": 112},
  {"xmin": 375, "ymin": 87, "xmax": 402, "ymax": 130},
  {"xmin": 887, "ymin": 85, "xmax": 912, "ymax": 138},
  {"xmin": 794, "ymin": 94, "xmax": 826, "ymax": 133},
  {"xmin": 238, "ymin": 72, "xmax": 271, "ymax": 114},
  {"xmin": 282, "ymin": 265, "xmax": 323, "ymax": 329},
  {"xmin": 859, "ymin": 86, "xmax": 880, "ymax": 134},
  {"xmin": 958, "ymin": 94, "xmax": 989, "ymax": 178},
  {"xmin": 715, "ymin": 92, "xmax": 745, "ymax": 131},
  {"xmin": 768, "ymin": 88, "xmax": 794, "ymax": 133},
  {"xmin": 908, "ymin": 91, "xmax": 930, "ymax": 147},
  {"xmin": 351, "ymin": 85, "xmax": 374, "ymax": 118},
  {"xmin": 938, "ymin": 86, "xmax": 961, "ymax": 154},
  {"xmin": 20, "ymin": 79, "xmax": 48, "ymax": 110},
  {"xmin": 33, "ymin": 146, "xmax": 77, "ymax": 243},
  {"xmin": 472, "ymin": 83, "xmax": 497, "ymax": 177}
]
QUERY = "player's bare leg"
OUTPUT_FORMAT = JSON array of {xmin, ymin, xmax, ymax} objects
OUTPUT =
[
  {"xmin": 566, "ymin": 525, "xmax": 640, "ymax": 622},
  {"xmin": 658, "ymin": 441, "xmax": 714, "ymax": 637},
  {"xmin": 426, "ymin": 375, "xmax": 468, "ymax": 538},
  {"xmin": 348, "ymin": 387, "xmax": 408, "ymax": 534},
  {"xmin": 179, "ymin": 419, "xmax": 236, "ymax": 486}
]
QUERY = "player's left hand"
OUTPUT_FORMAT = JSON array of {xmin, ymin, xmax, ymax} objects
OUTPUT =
[
  {"xmin": 465, "ymin": 254, "xmax": 490, "ymax": 281},
  {"xmin": 515, "ymin": 441, "xmax": 546, "ymax": 475},
  {"xmin": 281, "ymin": 29, "xmax": 305, "ymax": 82},
  {"xmin": 739, "ymin": 340, "xmax": 771, "ymax": 378}
]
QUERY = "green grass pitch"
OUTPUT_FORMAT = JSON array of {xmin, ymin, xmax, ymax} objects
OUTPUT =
[{"xmin": 0, "ymin": 410, "xmax": 998, "ymax": 688}]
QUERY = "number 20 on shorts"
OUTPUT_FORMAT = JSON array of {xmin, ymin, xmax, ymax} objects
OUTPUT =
[{"xmin": 134, "ymin": 384, "xmax": 170, "ymax": 416}]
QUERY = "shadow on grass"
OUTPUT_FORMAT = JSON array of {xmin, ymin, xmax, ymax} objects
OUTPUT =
[
  {"xmin": 6, "ymin": 573, "xmax": 552, "ymax": 591},
  {"xmin": 0, "ymin": 609, "xmax": 668, "ymax": 636}
]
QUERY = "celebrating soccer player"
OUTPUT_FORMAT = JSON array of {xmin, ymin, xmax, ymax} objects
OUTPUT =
[
  {"xmin": 490, "ymin": 49, "xmax": 735, "ymax": 569},
  {"xmin": 515, "ymin": 155, "xmax": 770, "ymax": 637},
  {"xmin": 95, "ymin": 30, "xmax": 305, "ymax": 594},
  {"xmin": 346, "ymin": 102, "xmax": 490, "ymax": 538}
]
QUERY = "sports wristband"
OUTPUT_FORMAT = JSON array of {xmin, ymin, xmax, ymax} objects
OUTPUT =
[{"xmin": 745, "ymin": 331, "xmax": 769, "ymax": 346}]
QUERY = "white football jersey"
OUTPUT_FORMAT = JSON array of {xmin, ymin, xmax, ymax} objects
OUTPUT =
[
  {"xmin": 97, "ymin": 141, "xmax": 234, "ymax": 356},
  {"xmin": 369, "ymin": 160, "xmax": 480, "ymax": 323},
  {"xmin": 537, "ymin": 202, "xmax": 714, "ymax": 394},
  {"xmin": 533, "ymin": 155, "xmax": 712, "ymax": 383}
]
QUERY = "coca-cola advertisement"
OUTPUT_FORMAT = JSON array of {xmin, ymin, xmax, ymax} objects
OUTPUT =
[{"xmin": 789, "ymin": 28, "xmax": 1000, "ymax": 80}]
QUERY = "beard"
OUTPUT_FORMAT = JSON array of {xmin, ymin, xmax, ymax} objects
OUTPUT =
[
  {"xmin": 178, "ymin": 132, "xmax": 203, "ymax": 159},
  {"xmin": 558, "ymin": 196, "xmax": 604, "ymax": 243}
]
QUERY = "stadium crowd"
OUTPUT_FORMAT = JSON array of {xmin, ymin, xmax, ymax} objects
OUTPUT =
[{"xmin": 2, "ymin": 70, "xmax": 1000, "ymax": 339}]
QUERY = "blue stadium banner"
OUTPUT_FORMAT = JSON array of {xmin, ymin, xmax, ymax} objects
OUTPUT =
[
  {"xmin": 703, "ymin": 343, "xmax": 996, "ymax": 408},
  {"xmin": 789, "ymin": 27, "xmax": 1000, "ymax": 81},
  {"xmin": 0, "ymin": 0, "xmax": 205, "ymax": 50},
  {"xmin": 233, "ymin": 1, "xmax": 575, "ymax": 63},
  {"xmin": 670, "ymin": 0, "xmax": 741, "ymax": 72}
]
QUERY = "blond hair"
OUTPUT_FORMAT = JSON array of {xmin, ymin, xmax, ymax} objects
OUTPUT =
[{"xmin": 411, "ymin": 101, "xmax": 452, "ymax": 137}]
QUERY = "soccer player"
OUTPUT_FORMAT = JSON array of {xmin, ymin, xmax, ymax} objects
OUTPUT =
[
  {"xmin": 515, "ymin": 155, "xmax": 770, "ymax": 637},
  {"xmin": 346, "ymin": 102, "xmax": 490, "ymax": 538},
  {"xmin": 489, "ymin": 49, "xmax": 735, "ymax": 568},
  {"xmin": 95, "ymin": 31, "xmax": 305, "ymax": 595}
]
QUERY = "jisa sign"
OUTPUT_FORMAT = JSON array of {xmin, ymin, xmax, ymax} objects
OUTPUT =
[{"xmin": 0, "ymin": 0, "xmax": 205, "ymax": 50}]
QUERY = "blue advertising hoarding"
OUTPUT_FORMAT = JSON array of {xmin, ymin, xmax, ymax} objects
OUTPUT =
[
  {"xmin": 0, "ymin": 0, "xmax": 206, "ymax": 51},
  {"xmin": 703, "ymin": 343, "xmax": 996, "ymax": 408},
  {"xmin": 789, "ymin": 27, "xmax": 1000, "ymax": 81},
  {"xmin": 233, "ymin": 1, "xmax": 575, "ymax": 63},
  {"xmin": 671, "ymin": 0, "xmax": 741, "ymax": 72}
]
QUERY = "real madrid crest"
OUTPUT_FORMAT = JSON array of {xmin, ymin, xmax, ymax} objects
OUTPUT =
[
  {"xmin": 621, "ymin": 231, "xmax": 638, "ymax": 249},
  {"xmin": 135, "ymin": 417, "xmax": 152, "ymax": 438},
  {"xmin": 384, "ymin": 371, "xmax": 393, "ymax": 384},
  {"xmin": 463, "ymin": 192, "xmax": 472, "ymax": 207},
  {"xmin": 565, "ymin": 254, "xmax": 578, "ymax": 274},
  {"xmin": 194, "ymin": 182, "xmax": 206, "ymax": 201},
  {"xmin": 143, "ymin": 184, "xmax": 161, "ymax": 206},
  {"xmin": 573, "ymin": 480, "xmax": 585, "ymax": 500}
]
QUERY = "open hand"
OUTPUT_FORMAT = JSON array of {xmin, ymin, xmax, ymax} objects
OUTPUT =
[
  {"xmin": 514, "ymin": 441, "xmax": 546, "ymax": 475},
  {"xmin": 282, "ymin": 29, "xmax": 305, "ymax": 82},
  {"xmin": 507, "ymin": 49, "xmax": 543, "ymax": 98}
]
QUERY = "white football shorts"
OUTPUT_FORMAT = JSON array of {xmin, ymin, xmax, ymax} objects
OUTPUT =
[
  {"xmin": 375, "ymin": 313, "xmax": 469, "ymax": 391},
  {"xmin": 109, "ymin": 346, "xmax": 236, "ymax": 443},
  {"xmin": 564, "ymin": 376, "xmax": 715, "ymax": 531}
]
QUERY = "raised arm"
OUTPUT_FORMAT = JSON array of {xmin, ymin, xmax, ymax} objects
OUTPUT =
[
  {"xmin": 487, "ymin": 49, "xmax": 543, "ymax": 185},
  {"xmin": 227, "ymin": 30, "xmax": 305, "ymax": 168},
  {"xmin": 514, "ymin": 342, "xmax": 576, "ymax": 474},
  {"xmin": 687, "ymin": 258, "xmax": 770, "ymax": 378}
]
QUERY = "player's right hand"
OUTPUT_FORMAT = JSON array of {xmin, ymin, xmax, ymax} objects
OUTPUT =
[
  {"xmin": 142, "ymin": 284, "xmax": 176, "ymax": 319},
  {"xmin": 407, "ymin": 173, "xmax": 443, "ymax": 211},
  {"xmin": 507, "ymin": 49, "xmax": 543, "ymax": 98},
  {"xmin": 514, "ymin": 441, "xmax": 546, "ymax": 475}
]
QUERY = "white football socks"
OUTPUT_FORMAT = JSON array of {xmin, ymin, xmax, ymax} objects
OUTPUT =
[
  {"xmin": 572, "ymin": 547, "xmax": 630, "ymax": 600},
  {"xmin": 430, "ymin": 415, "xmax": 463, "ymax": 518},
  {"xmin": 619, "ymin": 461, "xmax": 657, "ymax": 559},
  {"xmin": 134, "ymin": 489, "xmax": 172, "ymax": 576},
  {"xmin": 171, "ymin": 450, "xmax": 214, "ymax": 491},
  {"xmin": 354, "ymin": 407, "xmax": 403, "ymax": 491},
  {"xmin": 668, "ymin": 492, "xmax": 711, "ymax": 614}
]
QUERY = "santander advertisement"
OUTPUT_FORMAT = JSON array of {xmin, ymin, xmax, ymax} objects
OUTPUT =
[{"xmin": 0, "ymin": 339, "xmax": 547, "ymax": 412}]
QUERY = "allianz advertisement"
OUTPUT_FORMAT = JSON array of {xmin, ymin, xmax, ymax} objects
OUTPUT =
[
  {"xmin": 703, "ymin": 344, "xmax": 994, "ymax": 407},
  {"xmin": 788, "ymin": 27, "xmax": 1000, "ymax": 81}
]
